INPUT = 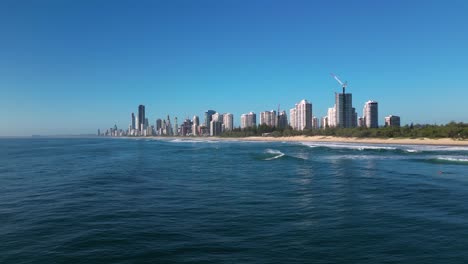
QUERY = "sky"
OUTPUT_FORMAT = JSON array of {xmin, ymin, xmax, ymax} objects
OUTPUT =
[{"xmin": 0, "ymin": 0, "xmax": 467, "ymax": 136}]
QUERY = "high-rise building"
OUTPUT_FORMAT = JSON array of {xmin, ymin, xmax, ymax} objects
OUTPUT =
[
  {"xmin": 138, "ymin": 105, "xmax": 145, "ymax": 131},
  {"xmin": 260, "ymin": 110, "xmax": 277, "ymax": 127},
  {"xmin": 289, "ymin": 108, "xmax": 297, "ymax": 130},
  {"xmin": 192, "ymin": 115, "xmax": 200, "ymax": 136},
  {"xmin": 327, "ymin": 107, "xmax": 336, "ymax": 128},
  {"xmin": 156, "ymin": 119, "xmax": 162, "ymax": 135},
  {"xmin": 241, "ymin": 112, "xmax": 256, "ymax": 129},
  {"xmin": 312, "ymin": 116, "xmax": 319, "ymax": 129},
  {"xmin": 277, "ymin": 111, "xmax": 288, "ymax": 129},
  {"xmin": 212, "ymin": 112, "xmax": 224, "ymax": 123},
  {"xmin": 290, "ymin": 100, "xmax": 312, "ymax": 130},
  {"xmin": 385, "ymin": 115, "xmax": 400, "ymax": 127},
  {"xmin": 204, "ymin": 110, "xmax": 216, "ymax": 128},
  {"xmin": 174, "ymin": 117, "xmax": 179, "ymax": 136},
  {"xmin": 352, "ymin": 108, "xmax": 358, "ymax": 128},
  {"xmin": 321, "ymin": 116, "xmax": 328, "ymax": 129},
  {"xmin": 363, "ymin": 100, "xmax": 379, "ymax": 128},
  {"xmin": 210, "ymin": 120, "xmax": 223, "ymax": 136},
  {"xmin": 335, "ymin": 93, "xmax": 355, "ymax": 128},
  {"xmin": 131, "ymin": 113, "xmax": 136, "ymax": 130},
  {"xmin": 358, "ymin": 117, "xmax": 365, "ymax": 127},
  {"xmin": 223, "ymin": 113, "xmax": 234, "ymax": 131}
]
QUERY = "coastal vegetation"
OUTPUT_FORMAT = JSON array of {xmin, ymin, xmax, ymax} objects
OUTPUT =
[{"xmin": 220, "ymin": 122, "xmax": 468, "ymax": 140}]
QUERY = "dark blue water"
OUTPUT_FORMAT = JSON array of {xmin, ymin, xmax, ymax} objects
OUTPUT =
[{"xmin": 1, "ymin": 138, "xmax": 468, "ymax": 263}]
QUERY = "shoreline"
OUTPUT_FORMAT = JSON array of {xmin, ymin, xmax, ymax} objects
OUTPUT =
[
  {"xmin": 134, "ymin": 135, "xmax": 468, "ymax": 146},
  {"xmin": 215, "ymin": 136, "xmax": 468, "ymax": 146}
]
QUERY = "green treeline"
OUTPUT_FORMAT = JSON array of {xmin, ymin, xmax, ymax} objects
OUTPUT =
[{"xmin": 220, "ymin": 122, "xmax": 468, "ymax": 139}]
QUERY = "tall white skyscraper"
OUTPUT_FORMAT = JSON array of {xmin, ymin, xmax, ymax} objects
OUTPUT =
[
  {"xmin": 327, "ymin": 107, "xmax": 337, "ymax": 128},
  {"xmin": 241, "ymin": 112, "xmax": 256, "ymax": 129},
  {"xmin": 363, "ymin": 100, "xmax": 379, "ymax": 128},
  {"xmin": 321, "ymin": 116, "xmax": 328, "ymax": 129},
  {"xmin": 223, "ymin": 113, "xmax": 234, "ymax": 131},
  {"xmin": 290, "ymin": 100, "xmax": 312, "ymax": 130},
  {"xmin": 192, "ymin": 115, "xmax": 200, "ymax": 136},
  {"xmin": 260, "ymin": 110, "xmax": 277, "ymax": 127},
  {"xmin": 212, "ymin": 112, "xmax": 224, "ymax": 123},
  {"xmin": 289, "ymin": 108, "xmax": 297, "ymax": 130}
]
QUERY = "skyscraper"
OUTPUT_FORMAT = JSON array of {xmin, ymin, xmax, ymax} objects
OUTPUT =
[
  {"xmin": 210, "ymin": 120, "xmax": 223, "ymax": 136},
  {"xmin": 223, "ymin": 113, "xmax": 234, "ymax": 131},
  {"xmin": 385, "ymin": 115, "xmax": 400, "ymax": 127},
  {"xmin": 290, "ymin": 100, "xmax": 312, "ymax": 130},
  {"xmin": 277, "ymin": 111, "xmax": 288, "ymax": 129},
  {"xmin": 335, "ymin": 93, "xmax": 355, "ymax": 128},
  {"xmin": 131, "ymin": 113, "xmax": 136, "ymax": 130},
  {"xmin": 241, "ymin": 112, "xmax": 256, "ymax": 129},
  {"xmin": 156, "ymin": 119, "xmax": 162, "ymax": 135},
  {"xmin": 327, "ymin": 107, "xmax": 336, "ymax": 128},
  {"xmin": 312, "ymin": 116, "xmax": 319, "ymax": 129},
  {"xmin": 204, "ymin": 110, "xmax": 216, "ymax": 128},
  {"xmin": 212, "ymin": 112, "xmax": 224, "ymax": 123},
  {"xmin": 138, "ymin": 105, "xmax": 145, "ymax": 131},
  {"xmin": 363, "ymin": 100, "xmax": 379, "ymax": 128},
  {"xmin": 289, "ymin": 108, "xmax": 297, "ymax": 130},
  {"xmin": 192, "ymin": 115, "xmax": 200, "ymax": 136},
  {"xmin": 260, "ymin": 110, "xmax": 277, "ymax": 127}
]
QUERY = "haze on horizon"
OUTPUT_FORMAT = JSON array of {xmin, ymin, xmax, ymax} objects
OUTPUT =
[{"xmin": 0, "ymin": 0, "xmax": 467, "ymax": 136}]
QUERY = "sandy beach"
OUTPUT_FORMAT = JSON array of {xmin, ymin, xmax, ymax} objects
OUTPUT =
[{"xmin": 214, "ymin": 136, "xmax": 468, "ymax": 146}]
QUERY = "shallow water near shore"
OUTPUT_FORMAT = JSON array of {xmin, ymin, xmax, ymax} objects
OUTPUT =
[{"xmin": 1, "ymin": 137, "xmax": 468, "ymax": 263}]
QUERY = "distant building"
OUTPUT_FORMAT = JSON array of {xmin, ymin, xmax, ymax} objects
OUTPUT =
[
  {"xmin": 289, "ymin": 99, "xmax": 312, "ymax": 130},
  {"xmin": 192, "ymin": 115, "xmax": 200, "ymax": 136},
  {"xmin": 277, "ymin": 111, "xmax": 288, "ymax": 129},
  {"xmin": 131, "ymin": 113, "xmax": 136, "ymax": 130},
  {"xmin": 156, "ymin": 119, "xmax": 162, "ymax": 135},
  {"xmin": 312, "ymin": 116, "xmax": 319, "ymax": 129},
  {"xmin": 358, "ymin": 117, "xmax": 365, "ymax": 127},
  {"xmin": 204, "ymin": 110, "xmax": 216, "ymax": 128},
  {"xmin": 210, "ymin": 120, "xmax": 223, "ymax": 136},
  {"xmin": 363, "ymin": 100, "xmax": 379, "ymax": 128},
  {"xmin": 289, "ymin": 108, "xmax": 297, "ymax": 130},
  {"xmin": 212, "ymin": 112, "xmax": 223, "ymax": 123},
  {"xmin": 327, "ymin": 107, "xmax": 336, "ymax": 128},
  {"xmin": 241, "ymin": 112, "xmax": 256, "ymax": 129},
  {"xmin": 260, "ymin": 110, "xmax": 277, "ymax": 127},
  {"xmin": 321, "ymin": 116, "xmax": 328, "ymax": 129},
  {"xmin": 181, "ymin": 119, "xmax": 192, "ymax": 136},
  {"xmin": 138, "ymin": 105, "xmax": 145, "ymax": 131},
  {"xmin": 223, "ymin": 113, "xmax": 234, "ymax": 131},
  {"xmin": 335, "ymin": 93, "xmax": 355, "ymax": 128},
  {"xmin": 385, "ymin": 115, "xmax": 400, "ymax": 127}
]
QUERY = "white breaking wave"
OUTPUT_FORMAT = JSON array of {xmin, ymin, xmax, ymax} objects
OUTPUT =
[
  {"xmin": 300, "ymin": 142, "xmax": 397, "ymax": 151},
  {"xmin": 264, "ymin": 149, "xmax": 285, "ymax": 160},
  {"xmin": 435, "ymin": 156, "xmax": 468, "ymax": 163}
]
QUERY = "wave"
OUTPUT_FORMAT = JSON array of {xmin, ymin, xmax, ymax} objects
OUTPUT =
[
  {"xmin": 433, "ymin": 156, "xmax": 468, "ymax": 165},
  {"xmin": 300, "ymin": 142, "xmax": 398, "ymax": 151},
  {"xmin": 263, "ymin": 149, "xmax": 285, "ymax": 160},
  {"xmin": 168, "ymin": 139, "xmax": 219, "ymax": 144},
  {"xmin": 412, "ymin": 156, "xmax": 468, "ymax": 165},
  {"xmin": 299, "ymin": 142, "xmax": 468, "ymax": 154}
]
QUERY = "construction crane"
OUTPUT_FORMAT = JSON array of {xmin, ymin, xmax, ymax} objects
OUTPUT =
[{"xmin": 331, "ymin": 73, "xmax": 347, "ymax": 94}]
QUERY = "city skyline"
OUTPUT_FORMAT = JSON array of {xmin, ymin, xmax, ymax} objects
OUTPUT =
[{"xmin": 1, "ymin": 1, "xmax": 468, "ymax": 136}]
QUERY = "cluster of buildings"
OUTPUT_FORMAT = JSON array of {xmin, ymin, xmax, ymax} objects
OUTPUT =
[{"xmin": 99, "ymin": 78, "xmax": 401, "ymax": 137}]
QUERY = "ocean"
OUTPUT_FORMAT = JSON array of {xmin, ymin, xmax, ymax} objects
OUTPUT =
[{"xmin": 1, "ymin": 137, "xmax": 468, "ymax": 263}]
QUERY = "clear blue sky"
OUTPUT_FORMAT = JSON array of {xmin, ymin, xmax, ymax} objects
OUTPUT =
[{"xmin": 1, "ymin": 0, "xmax": 467, "ymax": 136}]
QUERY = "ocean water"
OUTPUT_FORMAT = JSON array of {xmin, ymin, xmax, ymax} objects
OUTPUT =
[{"xmin": 1, "ymin": 137, "xmax": 468, "ymax": 264}]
